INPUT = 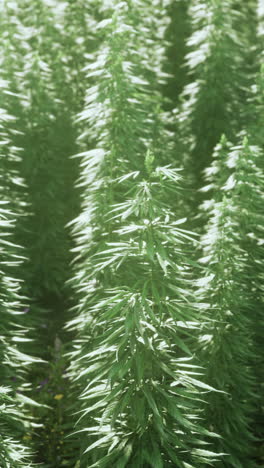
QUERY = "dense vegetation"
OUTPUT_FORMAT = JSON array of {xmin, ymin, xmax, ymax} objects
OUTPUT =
[{"xmin": 0, "ymin": 0, "xmax": 263, "ymax": 466}]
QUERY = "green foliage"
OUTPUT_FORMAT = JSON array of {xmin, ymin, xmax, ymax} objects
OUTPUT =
[
  {"xmin": 198, "ymin": 197, "xmax": 257, "ymax": 467},
  {"xmin": 0, "ymin": 386, "xmax": 33, "ymax": 468},
  {"xmin": 163, "ymin": 0, "xmax": 191, "ymax": 111},
  {"xmin": 247, "ymin": 65, "xmax": 264, "ymax": 152},
  {"xmin": 198, "ymin": 134, "xmax": 264, "ymax": 465},
  {"xmin": 65, "ymin": 3, "xmax": 223, "ymax": 466},
  {"xmin": 70, "ymin": 163, "xmax": 221, "ymax": 467},
  {"xmin": 224, "ymin": 137, "xmax": 264, "ymax": 439},
  {"xmin": 199, "ymin": 135, "xmax": 232, "ymax": 223},
  {"xmin": 0, "ymin": 84, "xmax": 37, "ymax": 464},
  {"xmin": 176, "ymin": 0, "xmax": 251, "ymax": 186},
  {"xmin": 0, "ymin": 1, "xmax": 263, "ymax": 466},
  {"xmin": 27, "ymin": 337, "xmax": 79, "ymax": 467},
  {"xmin": 0, "ymin": 0, "xmax": 80, "ymax": 301},
  {"xmin": 0, "ymin": 205, "xmax": 34, "ymax": 467}
]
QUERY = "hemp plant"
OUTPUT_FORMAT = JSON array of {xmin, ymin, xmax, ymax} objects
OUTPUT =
[
  {"xmin": 0, "ymin": 79, "xmax": 39, "ymax": 467},
  {"xmin": 197, "ymin": 134, "xmax": 263, "ymax": 466},
  {"xmin": 67, "ymin": 2, "xmax": 219, "ymax": 466},
  {"xmin": 69, "ymin": 155, "xmax": 219, "ymax": 467},
  {"xmin": 176, "ymin": 0, "xmax": 250, "ymax": 190},
  {"xmin": 198, "ymin": 197, "xmax": 257, "ymax": 467}
]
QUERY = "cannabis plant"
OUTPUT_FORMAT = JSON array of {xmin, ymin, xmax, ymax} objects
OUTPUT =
[
  {"xmin": 224, "ymin": 136, "xmax": 264, "ymax": 439},
  {"xmin": 71, "ymin": 156, "xmax": 221, "ymax": 467},
  {"xmin": 0, "ymin": 1, "xmax": 263, "ymax": 466},
  {"xmin": 198, "ymin": 134, "xmax": 264, "ymax": 465},
  {"xmin": 0, "ymin": 202, "xmax": 34, "ymax": 467},
  {"xmin": 0, "ymin": 83, "xmax": 37, "ymax": 466},
  {"xmin": 1, "ymin": 0, "xmax": 79, "ymax": 306},
  {"xmin": 66, "ymin": 2, "xmax": 220, "ymax": 466},
  {"xmin": 69, "ymin": 0, "xmax": 168, "ymax": 270},
  {"xmin": 198, "ymin": 197, "xmax": 257, "ymax": 467},
  {"xmin": 176, "ymin": 0, "xmax": 250, "ymax": 188}
]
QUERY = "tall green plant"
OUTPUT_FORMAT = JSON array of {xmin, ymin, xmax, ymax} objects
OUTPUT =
[
  {"xmin": 198, "ymin": 134, "xmax": 263, "ymax": 465},
  {"xmin": 176, "ymin": 0, "xmax": 250, "ymax": 191},
  {"xmin": 198, "ymin": 197, "xmax": 257, "ymax": 467},
  {"xmin": 67, "ymin": 2, "xmax": 219, "ymax": 466},
  {"xmin": 0, "ymin": 2, "xmax": 81, "ymax": 465},
  {"xmin": 69, "ymin": 0, "xmax": 170, "ymax": 268},
  {"xmin": 0, "ymin": 205, "xmax": 34, "ymax": 468},
  {"xmin": 225, "ymin": 137, "xmax": 264, "ymax": 440},
  {"xmin": 0, "ymin": 79, "xmax": 39, "ymax": 467},
  {"xmin": 2, "ymin": 0, "xmax": 79, "ymax": 307},
  {"xmin": 70, "ymin": 159, "xmax": 220, "ymax": 467}
]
